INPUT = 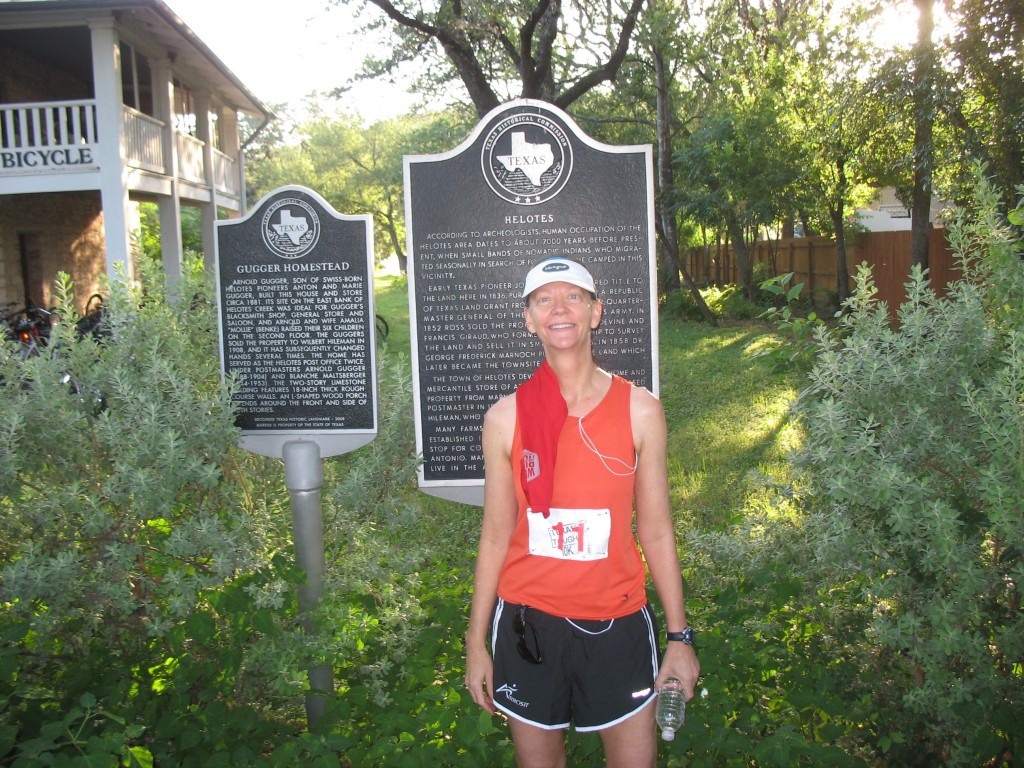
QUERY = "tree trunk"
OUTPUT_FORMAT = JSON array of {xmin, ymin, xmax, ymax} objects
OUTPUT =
[
  {"xmin": 727, "ymin": 213, "xmax": 755, "ymax": 301},
  {"xmin": 832, "ymin": 208, "xmax": 850, "ymax": 306},
  {"xmin": 827, "ymin": 154, "xmax": 851, "ymax": 305},
  {"xmin": 653, "ymin": 46, "xmax": 715, "ymax": 323},
  {"xmin": 653, "ymin": 47, "xmax": 681, "ymax": 294},
  {"xmin": 910, "ymin": 0, "xmax": 935, "ymax": 270},
  {"xmin": 384, "ymin": 200, "xmax": 406, "ymax": 273},
  {"xmin": 390, "ymin": 227, "xmax": 407, "ymax": 274}
]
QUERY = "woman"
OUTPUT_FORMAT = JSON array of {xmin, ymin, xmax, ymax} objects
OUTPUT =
[{"xmin": 465, "ymin": 256, "xmax": 700, "ymax": 767}]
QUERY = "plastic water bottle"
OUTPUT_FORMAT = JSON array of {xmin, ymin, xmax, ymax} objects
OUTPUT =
[{"xmin": 656, "ymin": 677, "xmax": 686, "ymax": 741}]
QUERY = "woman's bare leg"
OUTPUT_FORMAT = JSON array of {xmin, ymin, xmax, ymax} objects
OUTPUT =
[{"xmin": 509, "ymin": 719, "xmax": 567, "ymax": 768}]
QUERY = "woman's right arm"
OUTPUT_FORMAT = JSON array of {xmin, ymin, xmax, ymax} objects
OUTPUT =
[{"xmin": 465, "ymin": 394, "xmax": 518, "ymax": 714}]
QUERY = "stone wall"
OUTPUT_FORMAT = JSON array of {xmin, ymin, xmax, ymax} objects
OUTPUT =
[
  {"xmin": 0, "ymin": 192, "xmax": 106, "ymax": 313},
  {"xmin": 0, "ymin": 40, "xmax": 91, "ymax": 103}
]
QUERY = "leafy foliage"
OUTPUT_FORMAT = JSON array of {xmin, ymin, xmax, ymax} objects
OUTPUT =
[
  {"xmin": 343, "ymin": 0, "xmax": 646, "ymax": 117},
  {"xmin": 942, "ymin": 0, "xmax": 1024, "ymax": 209},
  {"xmin": 752, "ymin": 272, "xmax": 832, "ymax": 371},
  {"xmin": 4, "ymin": 177, "xmax": 1022, "ymax": 766},
  {"xmin": 0, "ymin": 263, "xmax": 444, "ymax": 766},
  {"xmin": 661, "ymin": 282, "xmax": 764, "ymax": 323},
  {"xmin": 137, "ymin": 202, "xmax": 205, "ymax": 260},
  {"xmin": 791, "ymin": 171, "xmax": 1024, "ymax": 765},
  {"xmin": 245, "ymin": 107, "xmax": 475, "ymax": 271},
  {"xmin": 0, "ymin": 264, "xmax": 299, "ymax": 765}
]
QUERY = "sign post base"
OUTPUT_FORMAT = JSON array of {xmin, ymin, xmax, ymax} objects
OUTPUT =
[{"xmin": 283, "ymin": 439, "xmax": 333, "ymax": 728}]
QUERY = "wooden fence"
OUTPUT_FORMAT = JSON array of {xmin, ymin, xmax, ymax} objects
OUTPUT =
[{"xmin": 683, "ymin": 228, "xmax": 959, "ymax": 313}]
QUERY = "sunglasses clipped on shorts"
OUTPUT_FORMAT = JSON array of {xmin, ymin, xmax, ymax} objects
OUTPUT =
[{"xmin": 515, "ymin": 605, "xmax": 543, "ymax": 665}]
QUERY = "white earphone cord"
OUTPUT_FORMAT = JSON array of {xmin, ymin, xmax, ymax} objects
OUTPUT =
[{"xmin": 578, "ymin": 418, "xmax": 637, "ymax": 476}]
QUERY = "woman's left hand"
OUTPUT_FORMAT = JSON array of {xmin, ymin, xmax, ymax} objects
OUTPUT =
[{"xmin": 655, "ymin": 641, "xmax": 701, "ymax": 700}]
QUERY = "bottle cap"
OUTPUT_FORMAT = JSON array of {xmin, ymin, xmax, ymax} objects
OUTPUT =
[{"xmin": 661, "ymin": 728, "xmax": 676, "ymax": 741}]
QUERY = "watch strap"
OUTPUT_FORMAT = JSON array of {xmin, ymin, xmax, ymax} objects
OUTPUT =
[{"xmin": 667, "ymin": 627, "xmax": 695, "ymax": 644}]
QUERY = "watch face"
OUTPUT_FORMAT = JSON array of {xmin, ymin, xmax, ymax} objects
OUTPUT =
[{"xmin": 682, "ymin": 627, "xmax": 695, "ymax": 644}]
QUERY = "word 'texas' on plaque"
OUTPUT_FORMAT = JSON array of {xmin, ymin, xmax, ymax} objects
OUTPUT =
[
  {"xmin": 404, "ymin": 100, "xmax": 658, "ymax": 506},
  {"xmin": 216, "ymin": 185, "xmax": 377, "ymax": 459}
]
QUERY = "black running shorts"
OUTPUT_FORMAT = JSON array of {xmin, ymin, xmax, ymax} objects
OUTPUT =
[{"xmin": 490, "ymin": 599, "xmax": 659, "ymax": 731}]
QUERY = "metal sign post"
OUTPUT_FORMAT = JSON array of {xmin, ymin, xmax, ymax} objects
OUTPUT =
[
  {"xmin": 283, "ymin": 439, "xmax": 332, "ymax": 725},
  {"xmin": 216, "ymin": 186, "xmax": 377, "ymax": 728}
]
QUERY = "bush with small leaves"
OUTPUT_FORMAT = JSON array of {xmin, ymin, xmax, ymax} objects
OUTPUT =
[{"xmin": 793, "ymin": 170, "xmax": 1023, "ymax": 766}]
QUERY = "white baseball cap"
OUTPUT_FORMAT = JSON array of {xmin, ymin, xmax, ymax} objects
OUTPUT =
[{"xmin": 522, "ymin": 256, "xmax": 597, "ymax": 299}]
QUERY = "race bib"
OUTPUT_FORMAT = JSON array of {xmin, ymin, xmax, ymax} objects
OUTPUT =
[{"xmin": 527, "ymin": 507, "xmax": 611, "ymax": 561}]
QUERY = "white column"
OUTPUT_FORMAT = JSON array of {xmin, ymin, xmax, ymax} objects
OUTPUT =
[
  {"xmin": 220, "ymin": 107, "xmax": 240, "ymax": 161},
  {"xmin": 195, "ymin": 90, "xmax": 218, "ymax": 277},
  {"xmin": 89, "ymin": 17, "xmax": 134, "ymax": 281},
  {"xmin": 219, "ymin": 106, "xmax": 244, "ymax": 214},
  {"xmin": 152, "ymin": 58, "xmax": 182, "ymax": 285}
]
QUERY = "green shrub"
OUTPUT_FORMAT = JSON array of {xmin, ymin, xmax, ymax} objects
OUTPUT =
[
  {"xmin": 0, "ymin": 263, "xmax": 515, "ymax": 766},
  {"xmin": 708, "ymin": 284, "xmax": 759, "ymax": 320},
  {"xmin": 792, "ymin": 171, "xmax": 1024, "ymax": 766},
  {"xmin": 662, "ymin": 283, "xmax": 761, "ymax": 323},
  {"xmin": 752, "ymin": 272, "xmax": 833, "ymax": 371},
  {"xmin": 680, "ymin": 512, "xmax": 872, "ymax": 768},
  {"xmin": 662, "ymin": 286, "xmax": 709, "ymax": 322}
]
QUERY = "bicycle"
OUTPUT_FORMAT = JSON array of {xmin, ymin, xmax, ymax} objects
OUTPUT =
[
  {"xmin": 3, "ymin": 304, "xmax": 54, "ymax": 359},
  {"xmin": 76, "ymin": 293, "xmax": 109, "ymax": 341}
]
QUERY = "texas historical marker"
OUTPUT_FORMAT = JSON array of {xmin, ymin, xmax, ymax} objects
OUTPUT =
[
  {"xmin": 215, "ymin": 185, "xmax": 377, "ymax": 459},
  {"xmin": 405, "ymin": 100, "xmax": 658, "ymax": 505}
]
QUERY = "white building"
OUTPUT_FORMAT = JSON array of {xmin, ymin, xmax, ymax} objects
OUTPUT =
[
  {"xmin": 855, "ymin": 187, "xmax": 947, "ymax": 233},
  {"xmin": 0, "ymin": 0, "xmax": 272, "ymax": 311}
]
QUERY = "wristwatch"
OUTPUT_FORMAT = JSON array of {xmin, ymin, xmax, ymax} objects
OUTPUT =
[{"xmin": 666, "ymin": 627, "xmax": 695, "ymax": 645}]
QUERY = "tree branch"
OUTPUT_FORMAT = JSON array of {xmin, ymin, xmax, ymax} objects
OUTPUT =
[
  {"xmin": 366, "ymin": 0, "xmax": 501, "ymax": 116},
  {"xmin": 520, "ymin": 0, "xmax": 558, "ymax": 97},
  {"xmin": 555, "ymin": 0, "xmax": 647, "ymax": 108}
]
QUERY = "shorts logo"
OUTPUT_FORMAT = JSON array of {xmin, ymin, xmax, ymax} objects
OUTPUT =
[
  {"xmin": 481, "ymin": 113, "xmax": 573, "ymax": 205},
  {"xmin": 522, "ymin": 449, "xmax": 540, "ymax": 482},
  {"xmin": 496, "ymin": 682, "xmax": 530, "ymax": 709},
  {"xmin": 261, "ymin": 198, "xmax": 320, "ymax": 258}
]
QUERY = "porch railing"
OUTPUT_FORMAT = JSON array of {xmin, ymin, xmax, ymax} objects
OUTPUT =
[
  {"xmin": 176, "ymin": 132, "xmax": 205, "ymax": 185},
  {"xmin": 0, "ymin": 100, "xmax": 99, "ymax": 170},
  {"xmin": 2, "ymin": 100, "xmax": 239, "ymax": 197},
  {"xmin": 122, "ymin": 106, "xmax": 164, "ymax": 173},
  {"xmin": 213, "ymin": 148, "xmax": 238, "ymax": 196}
]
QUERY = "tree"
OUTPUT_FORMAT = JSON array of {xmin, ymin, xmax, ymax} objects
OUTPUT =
[
  {"xmin": 652, "ymin": 44, "xmax": 713, "ymax": 322},
  {"xmin": 943, "ymin": 0, "xmax": 1024, "ymax": 210},
  {"xmin": 650, "ymin": 0, "xmax": 843, "ymax": 300},
  {"xmin": 910, "ymin": 0, "xmax": 937, "ymax": 269},
  {"xmin": 672, "ymin": 81, "xmax": 805, "ymax": 301},
  {"xmin": 787, "ymin": 2, "xmax": 905, "ymax": 305},
  {"xmin": 242, "ymin": 102, "xmax": 316, "ymax": 205},
  {"xmin": 245, "ymin": 102, "xmax": 475, "ymax": 270},
  {"xmin": 627, "ymin": 0, "xmax": 715, "ymax": 317},
  {"xmin": 340, "ymin": 0, "xmax": 647, "ymax": 118},
  {"xmin": 864, "ymin": 0, "xmax": 1022, "ymax": 257}
]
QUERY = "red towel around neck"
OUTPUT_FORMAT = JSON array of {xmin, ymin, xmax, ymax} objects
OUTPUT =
[{"xmin": 516, "ymin": 361, "xmax": 567, "ymax": 518}]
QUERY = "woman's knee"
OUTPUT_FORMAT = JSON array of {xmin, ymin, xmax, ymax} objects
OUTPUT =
[{"xmin": 509, "ymin": 720, "xmax": 567, "ymax": 768}]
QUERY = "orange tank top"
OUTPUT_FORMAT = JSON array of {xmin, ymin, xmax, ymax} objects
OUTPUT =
[{"xmin": 497, "ymin": 374, "xmax": 647, "ymax": 619}]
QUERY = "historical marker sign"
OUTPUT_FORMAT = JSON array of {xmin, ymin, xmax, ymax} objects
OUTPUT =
[
  {"xmin": 405, "ymin": 100, "xmax": 658, "ymax": 505},
  {"xmin": 216, "ymin": 185, "xmax": 377, "ymax": 458}
]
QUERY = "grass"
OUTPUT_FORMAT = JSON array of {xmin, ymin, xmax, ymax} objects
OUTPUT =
[
  {"xmin": 373, "ymin": 275, "xmax": 806, "ymax": 535},
  {"xmin": 658, "ymin": 319, "xmax": 804, "ymax": 531},
  {"xmin": 374, "ymin": 273, "xmax": 412, "ymax": 356}
]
